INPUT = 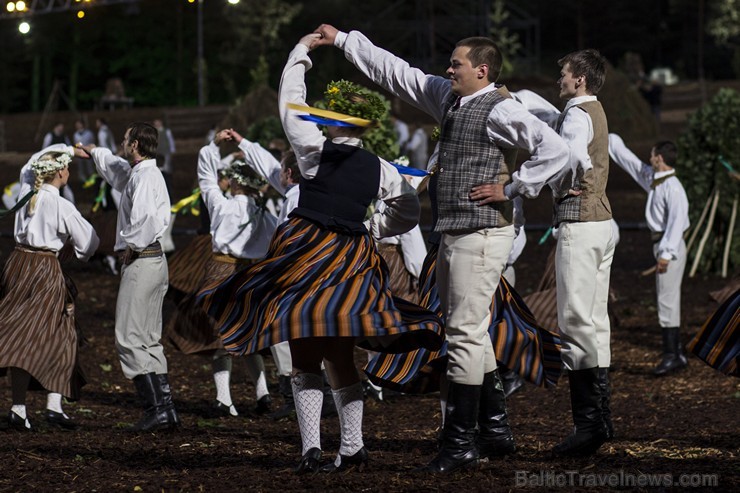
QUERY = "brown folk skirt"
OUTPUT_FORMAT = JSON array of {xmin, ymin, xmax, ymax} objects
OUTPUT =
[
  {"xmin": 167, "ymin": 234, "xmax": 213, "ymax": 300},
  {"xmin": 167, "ymin": 256, "xmax": 251, "ymax": 355},
  {"xmin": 0, "ymin": 247, "xmax": 85, "ymax": 399},
  {"xmin": 377, "ymin": 243, "xmax": 420, "ymax": 304}
]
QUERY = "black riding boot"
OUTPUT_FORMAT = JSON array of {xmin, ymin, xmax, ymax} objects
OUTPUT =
[
  {"xmin": 132, "ymin": 373, "xmax": 179, "ymax": 432},
  {"xmin": 597, "ymin": 368, "xmax": 613, "ymax": 440},
  {"xmin": 552, "ymin": 368, "xmax": 608, "ymax": 457},
  {"xmin": 420, "ymin": 382, "xmax": 480, "ymax": 473},
  {"xmin": 478, "ymin": 370, "xmax": 516, "ymax": 459},
  {"xmin": 157, "ymin": 373, "xmax": 181, "ymax": 427},
  {"xmin": 653, "ymin": 327, "xmax": 688, "ymax": 376},
  {"xmin": 499, "ymin": 368, "xmax": 525, "ymax": 398}
]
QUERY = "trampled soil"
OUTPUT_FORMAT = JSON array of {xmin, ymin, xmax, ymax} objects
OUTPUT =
[{"xmin": 0, "ymin": 144, "xmax": 737, "ymax": 493}]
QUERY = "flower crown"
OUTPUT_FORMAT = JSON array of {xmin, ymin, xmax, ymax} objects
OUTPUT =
[
  {"xmin": 324, "ymin": 80, "xmax": 387, "ymax": 123},
  {"xmin": 223, "ymin": 160, "xmax": 268, "ymax": 190},
  {"xmin": 30, "ymin": 153, "xmax": 72, "ymax": 176}
]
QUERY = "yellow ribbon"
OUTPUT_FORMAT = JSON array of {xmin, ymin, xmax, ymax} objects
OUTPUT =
[
  {"xmin": 171, "ymin": 189, "xmax": 201, "ymax": 216},
  {"xmin": 82, "ymin": 173, "xmax": 99, "ymax": 189},
  {"xmin": 286, "ymin": 102, "xmax": 374, "ymax": 128},
  {"xmin": 4, "ymin": 182, "xmax": 18, "ymax": 196}
]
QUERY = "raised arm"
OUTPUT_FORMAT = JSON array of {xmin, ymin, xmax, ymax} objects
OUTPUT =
[
  {"xmin": 89, "ymin": 147, "xmax": 132, "ymax": 192},
  {"xmin": 197, "ymin": 133, "xmax": 230, "ymax": 215},
  {"xmin": 230, "ymin": 130, "xmax": 285, "ymax": 195},
  {"xmin": 19, "ymin": 144, "xmax": 74, "ymax": 196},
  {"xmin": 607, "ymin": 133, "xmax": 652, "ymax": 192},
  {"xmin": 314, "ymin": 25, "xmax": 450, "ymax": 122}
]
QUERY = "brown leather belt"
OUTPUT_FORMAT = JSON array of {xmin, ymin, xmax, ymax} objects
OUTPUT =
[
  {"xmin": 212, "ymin": 253, "xmax": 254, "ymax": 265},
  {"xmin": 119, "ymin": 241, "xmax": 163, "ymax": 265},
  {"xmin": 16, "ymin": 244, "xmax": 57, "ymax": 257}
]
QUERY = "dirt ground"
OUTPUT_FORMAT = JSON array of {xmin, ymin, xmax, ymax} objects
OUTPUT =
[{"xmin": 0, "ymin": 142, "xmax": 737, "ymax": 493}]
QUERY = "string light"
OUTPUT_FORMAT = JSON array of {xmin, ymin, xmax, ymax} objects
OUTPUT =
[
  {"xmin": 77, "ymin": 10, "xmax": 85, "ymax": 18},
  {"xmin": 18, "ymin": 20, "xmax": 29, "ymax": 33}
]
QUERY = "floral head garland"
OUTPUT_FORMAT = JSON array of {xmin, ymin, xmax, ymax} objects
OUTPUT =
[
  {"xmin": 324, "ymin": 80, "xmax": 387, "ymax": 124},
  {"xmin": 30, "ymin": 153, "xmax": 71, "ymax": 177},
  {"xmin": 223, "ymin": 160, "xmax": 268, "ymax": 190}
]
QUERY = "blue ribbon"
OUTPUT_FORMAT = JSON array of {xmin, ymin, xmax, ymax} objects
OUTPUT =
[
  {"xmin": 389, "ymin": 162, "xmax": 430, "ymax": 177},
  {"xmin": 297, "ymin": 114, "xmax": 360, "ymax": 128}
]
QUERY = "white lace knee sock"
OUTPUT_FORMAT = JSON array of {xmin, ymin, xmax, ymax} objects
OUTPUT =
[
  {"xmin": 333, "ymin": 382, "xmax": 364, "ymax": 458},
  {"xmin": 10, "ymin": 404, "xmax": 26, "ymax": 419},
  {"xmin": 292, "ymin": 372, "xmax": 324, "ymax": 455},
  {"xmin": 46, "ymin": 392, "xmax": 65, "ymax": 414}
]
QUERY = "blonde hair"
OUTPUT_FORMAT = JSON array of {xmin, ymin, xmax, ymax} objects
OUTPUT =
[{"xmin": 28, "ymin": 151, "xmax": 67, "ymax": 215}]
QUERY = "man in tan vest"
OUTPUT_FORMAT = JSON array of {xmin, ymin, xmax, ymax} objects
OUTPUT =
[{"xmin": 550, "ymin": 49, "xmax": 615, "ymax": 457}]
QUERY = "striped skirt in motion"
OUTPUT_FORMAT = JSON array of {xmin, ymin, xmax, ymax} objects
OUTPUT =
[
  {"xmin": 198, "ymin": 217, "xmax": 444, "ymax": 356},
  {"xmin": 167, "ymin": 234, "xmax": 212, "ymax": 301},
  {"xmin": 364, "ymin": 243, "xmax": 563, "ymax": 394},
  {"xmin": 0, "ymin": 247, "xmax": 85, "ymax": 399},
  {"xmin": 686, "ymin": 288, "xmax": 738, "ymax": 377},
  {"xmin": 167, "ymin": 256, "xmax": 251, "ymax": 355}
]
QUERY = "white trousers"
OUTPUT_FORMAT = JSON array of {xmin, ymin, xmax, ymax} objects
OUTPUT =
[
  {"xmin": 437, "ymin": 225, "xmax": 515, "ymax": 385},
  {"xmin": 654, "ymin": 239, "xmax": 686, "ymax": 328},
  {"xmin": 116, "ymin": 255, "xmax": 170, "ymax": 379},
  {"xmin": 556, "ymin": 221, "xmax": 615, "ymax": 370},
  {"xmin": 270, "ymin": 341, "xmax": 293, "ymax": 376}
]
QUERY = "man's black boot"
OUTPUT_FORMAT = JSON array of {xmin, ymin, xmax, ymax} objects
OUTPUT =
[{"xmin": 478, "ymin": 370, "xmax": 516, "ymax": 459}]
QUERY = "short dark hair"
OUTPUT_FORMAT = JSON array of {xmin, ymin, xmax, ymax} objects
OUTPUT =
[
  {"xmin": 558, "ymin": 49, "xmax": 607, "ymax": 94},
  {"xmin": 456, "ymin": 37, "xmax": 503, "ymax": 82},
  {"xmin": 653, "ymin": 141, "xmax": 677, "ymax": 167},
  {"xmin": 281, "ymin": 149, "xmax": 300, "ymax": 183},
  {"xmin": 126, "ymin": 122, "xmax": 158, "ymax": 158}
]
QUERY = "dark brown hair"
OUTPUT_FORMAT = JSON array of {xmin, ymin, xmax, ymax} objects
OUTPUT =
[
  {"xmin": 653, "ymin": 141, "xmax": 677, "ymax": 167},
  {"xmin": 126, "ymin": 122, "xmax": 158, "ymax": 158},
  {"xmin": 558, "ymin": 49, "xmax": 607, "ymax": 94},
  {"xmin": 281, "ymin": 149, "xmax": 300, "ymax": 184},
  {"xmin": 456, "ymin": 37, "xmax": 503, "ymax": 82}
]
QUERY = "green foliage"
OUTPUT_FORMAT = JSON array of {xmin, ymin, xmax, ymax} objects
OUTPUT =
[
  {"xmin": 676, "ymin": 88, "xmax": 740, "ymax": 274},
  {"xmin": 245, "ymin": 116, "xmax": 285, "ymax": 148},
  {"xmin": 489, "ymin": 0, "xmax": 522, "ymax": 78},
  {"xmin": 324, "ymin": 80, "xmax": 388, "ymax": 123}
]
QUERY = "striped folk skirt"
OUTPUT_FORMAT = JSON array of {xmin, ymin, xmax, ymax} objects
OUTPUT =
[
  {"xmin": 167, "ymin": 234, "xmax": 213, "ymax": 301},
  {"xmin": 686, "ymin": 288, "xmax": 739, "ymax": 377},
  {"xmin": 198, "ymin": 216, "xmax": 444, "ymax": 356},
  {"xmin": 364, "ymin": 243, "xmax": 563, "ymax": 394},
  {"xmin": 167, "ymin": 256, "xmax": 251, "ymax": 355},
  {"xmin": 0, "ymin": 247, "xmax": 86, "ymax": 399}
]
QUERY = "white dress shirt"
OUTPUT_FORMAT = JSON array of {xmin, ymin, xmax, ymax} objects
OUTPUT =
[
  {"xmin": 91, "ymin": 148, "xmax": 170, "ymax": 252},
  {"xmin": 15, "ymin": 145, "xmax": 99, "ymax": 260},
  {"xmin": 279, "ymin": 42, "xmax": 421, "ymax": 239},
  {"xmin": 335, "ymin": 30, "xmax": 569, "ymax": 201},
  {"xmin": 608, "ymin": 134, "xmax": 690, "ymax": 261},
  {"xmin": 198, "ymin": 142, "xmax": 278, "ymax": 259},
  {"xmin": 237, "ymin": 139, "xmax": 300, "ymax": 224}
]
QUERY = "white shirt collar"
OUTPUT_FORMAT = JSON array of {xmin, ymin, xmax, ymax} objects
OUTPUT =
[
  {"xmin": 460, "ymin": 82, "xmax": 499, "ymax": 105},
  {"xmin": 654, "ymin": 169, "xmax": 676, "ymax": 179},
  {"xmin": 564, "ymin": 95, "xmax": 598, "ymax": 112},
  {"xmin": 39, "ymin": 183, "xmax": 60, "ymax": 195},
  {"xmin": 331, "ymin": 136, "xmax": 363, "ymax": 147}
]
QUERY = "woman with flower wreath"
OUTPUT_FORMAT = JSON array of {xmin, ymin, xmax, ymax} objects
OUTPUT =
[
  {"xmin": 168, "ymin": 131, "xmax": 279, "ymax": 418},
  {"xmin": 198, "ymin": 33, "xmax": 444, "ymax": 474},
  {"xmin": 0, "ymin": 145, "xmax": 99, "ymax": 431}
]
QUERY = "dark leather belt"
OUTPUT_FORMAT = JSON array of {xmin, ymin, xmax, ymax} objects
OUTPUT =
[{"xmin": 120, "ymin": 241, "xmax": 162, "ymax": 265}]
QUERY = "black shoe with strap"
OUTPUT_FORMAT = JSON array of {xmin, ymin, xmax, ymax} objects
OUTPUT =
[
  {"xmin": 45, "ymin": 410, "xmax": 77, "ymax": 430},
  {"xmin": 254, "ymin": 395, "xmax": 272, "ymax": 415},
  {"xmin": 295, "ymin": 447, "xmax": 322, "ymax": 475},
  {"xmin": 552, "ymin": 368, "xmax": 609, "ymax": 457},
  {"xmin": 320, "ymin": 447, "xmax": 369, "ymax": 473},
  {"xmin": 478, "ymin": 370, "xmax": 516, "ymax": 459},
  {"xmin": 7, "ymin": 410, "xmax": 32, "ymax": 431},
  {"xmin": 418, "ymin": 382, "xmax": 481, "ymax": 473},
  {"xmin": 653, "ymin": 327, "xmax": 688, "ymax": 376}
]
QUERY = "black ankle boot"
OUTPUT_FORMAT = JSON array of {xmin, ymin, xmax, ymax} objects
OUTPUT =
[
  {"xmin": 597, "ymin": 368, "xmax": 613, "ymax": 440},
  {"xmin": 320, "ymin": 447, "xmax": 369, "ymax": 473},
  {"xmin": 295, "ymin": 447, "xmax": 321, "ymax": 475},
  {"xmin": 552, "ymin": 368, "xmax": 609, "ymax": 457},
  {"xmin": 420, "ymin": 382, "xmax": 481, "ymax": 473},
  {"xmin": 131, "ymin": 373, "xmax": 179, "ymax": 432},
  {"xmin": 653, "ymin": 327, "xmax": 688, "ymax": 376},
  {"xmin": 270, "ymin": 375, "xmax": 296, "ymax": 421}
]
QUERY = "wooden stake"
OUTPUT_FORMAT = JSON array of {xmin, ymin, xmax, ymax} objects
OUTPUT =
[
  {"xmin": 721, "ymin": 194, "xmax": 738, "ymax": 278},
  {"xmin": 686, "ymin": 186, "xmax": 715, "ymax": 253},
  {"xmin": 690, "ymin": 189, "xmax": 720, "ymax": 277}
]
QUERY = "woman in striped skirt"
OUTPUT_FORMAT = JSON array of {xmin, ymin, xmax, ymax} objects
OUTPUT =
[
  {"xmin": 168, "ymin": 134, "xmax": 278, "ymax": 417},
  {"xmin": 198, "ymin": 34, "xmax": 444, "ymax": 473},
  {"xmin": 0, "ymin": 145, "xmax": 99, "ymax": 430}
]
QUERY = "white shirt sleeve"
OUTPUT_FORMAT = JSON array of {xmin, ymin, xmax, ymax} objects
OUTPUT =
[
  {"xmin": 278, "ymin": 44, "xmax": 326, "ymax": 180},
  {"xmin": 62, "ymin": 206, "xmax": 100, "ymax": 261},
  {"xmin": 337, "ymin": 30, "xmax": 451, "ymax": 123},
  {"xmin": 607, "ymin": 133, "xmax": 652, "ymax": 192},
  {"xmin": 238, "ymin": 139, "xmax": 285, "ymax": 195},
  {"xmin": 366, "ymin": 159, "xmax": 420, "ymax": 239},
  {"xmin": 397, "ymin": 225, "xmax": 427, "ymax": 278},
  {"xmin": 511, "ymin": 89, "xmax": 561, "ymax": 128},
  {"xmin": 91, "ymin": 147, "xmax": 132, "ymax": 192},
  {"xmin": 547, "ymin": 106, "xmax": 593, "ymax": 196},
  {"xmin": 197, "ymin": 142, "xmax": 228, "ymax": 215},
  {"xmin": 492, "ymin": 99, "xmax": 570, "ymax": 199},
  {"xmin": 658, "ymin": 184, "xmax": 690, "ymax": 261}
]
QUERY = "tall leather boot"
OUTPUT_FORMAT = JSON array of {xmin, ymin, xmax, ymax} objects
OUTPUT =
[
  {"xmin": 420, "ymin": 382, "xmax": 480, "ymax": 473},
  {"xmin": 552, "ymin": 368, "xmax": 608, "ymax": 457},
  {"xmin": 269, "ymin": 375, "xmax": 296, "ymax": 421},
  {"xmin": 157, "ymin": 374, "xmax": 181, "ymax": 427},
  {"xmin": 597, "ymin": 368, "xmax": 613, "ymax": 440},
  {"xmin": 500, "ymin": 368, "xmax": 525, "ymax": 398},
  {"xmin": 478, "ymin": 370, "xmax": 516, "ymax": 459},
  {"xmin": 653, "ymin": 327, "xmax": 688, "ymax": 376},
  {"xmin": 131, "ymin": 373, "xmax": 179, "ymax": 432}
]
